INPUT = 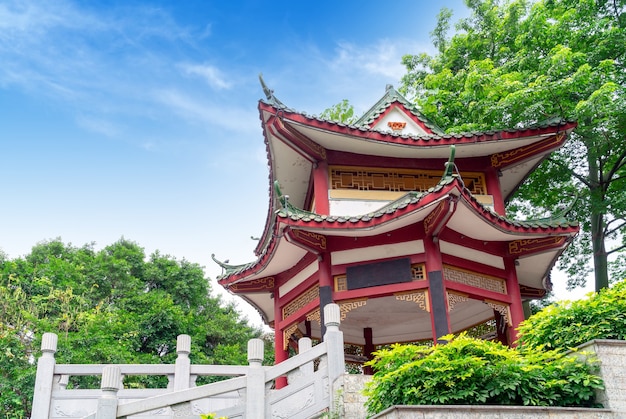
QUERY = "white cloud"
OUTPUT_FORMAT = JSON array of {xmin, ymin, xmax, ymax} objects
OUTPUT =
[
  {"xmin": 75, "ymin": 115, "xmax": 122, "ymax": 138},
  {"xmin": 265, "ymin": 37, "xmax": 432, "ymax": 116},
  {"xmin": 330, "ymin": 38, "xmax": 430, "ymax": 81},
  {"xmin": 153, "ymin": 88, "xmax": 258, "ymax": 134},
  {"xmin": 179, "ymin": 63, "xmax": 233, "ymax": 90}
]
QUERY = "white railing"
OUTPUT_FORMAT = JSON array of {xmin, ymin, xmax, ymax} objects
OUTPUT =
[{"xmin": 31, "ymin": 303, "xmax": 345, "ymax": 419}]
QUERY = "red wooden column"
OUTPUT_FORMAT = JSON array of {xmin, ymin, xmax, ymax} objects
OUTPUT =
[
  {"xmin": 485, "ymin": 167, "xmax": 505, "ymax": 216},
  {"xmin": 274, "ymin": 298, "xmax": 288, "ymax": 388},
  {"xmin": 318, "ymin": 253, "xmax": 333, "ymax": 338},
  {"xmin": 313, "ymin": 161, "xmax": 329, "ymax": 215},
  {"xmin": 504, "ymin": 257, "xmax": 526, "ymax": 345},
  {"xmin": 424, "ymin": 235, "xmax": 451, "ymax": 343}
]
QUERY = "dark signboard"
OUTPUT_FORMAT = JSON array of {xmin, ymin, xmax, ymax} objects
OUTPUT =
[{"xmin": 346, "ymin": 258, "xmax": 411, "ymax": 290}]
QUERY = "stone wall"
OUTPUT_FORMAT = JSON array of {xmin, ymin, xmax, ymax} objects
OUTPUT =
[
  {"xmin": 342, "ymin": 374, "xmax": 372, "ymax": 419},
  {"xmin": 370, "ymin": 405, "xmax": 615, "ymax": 418},
  {"xmin": 578, "ymin": 339, "xmax": 626, "ymax": 414}
]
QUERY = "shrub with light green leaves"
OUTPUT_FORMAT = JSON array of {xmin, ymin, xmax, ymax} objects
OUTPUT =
[
  {"xmin": 363, "ymin": 334, "xmax": 603, "ymax": 416},
  {"xmin": 518, "ymin": 280, "xmax": 626, "ymax": 351}
]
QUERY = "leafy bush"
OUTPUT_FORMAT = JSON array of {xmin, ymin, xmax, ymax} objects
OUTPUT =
[
  {"xmin": 517, "ymin": 280, "xmax": 626, "ymax": 351},
  {"xmin": 363, "ymin": 334, "xmax": 603, "ymax": 416}
]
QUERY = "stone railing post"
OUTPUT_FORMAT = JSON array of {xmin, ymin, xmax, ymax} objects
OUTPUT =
[
  {"xmin": 174, "ymin": 334, "xmax": 192, "ymax": 390},
  {"xmin": 246, "ymin": 338, "xmax": 265, "ymax": 419},
  {"xmin": 324, "ymin": 303, "xmax": 345, "ymax": 416},
  {"xmin": 96, "ymin": 366, "xmax": 121, "ymax": 419},
  {"xmin": 31, "ymin": 332, "xmax": 58, "ymax": 419},
  {"xmin": 324, "ymin": 304, "xmax": 344, "ymax": 382},
  {"xmin": 299, "ymin": 337, "xmax": 314, "ymax": 376}
]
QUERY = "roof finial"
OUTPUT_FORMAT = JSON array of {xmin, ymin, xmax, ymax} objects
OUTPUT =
[
  {"xmin": 258, "ymin": 73, "xmax": 286, "ymax": 108},
  {"xmin": 386, "ymin": 84, "xmax": 394, "ymax": 91},
  {"xmin": 443, "ymin": 145, "xmax": 456, "ymax": 178},
  {"xmin": 259, "ymin": 73, "xmax": 273, "ymax": 101}
]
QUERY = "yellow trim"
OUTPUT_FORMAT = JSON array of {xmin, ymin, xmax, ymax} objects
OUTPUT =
[{"xmin": 329, "ymin": 190, "xmax": 407, "ymax": 201}]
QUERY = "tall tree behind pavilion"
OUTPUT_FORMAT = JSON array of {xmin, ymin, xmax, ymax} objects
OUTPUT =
[{"xmin": 400, "ymin": 0, "xmax": 626, "ymax": 291}]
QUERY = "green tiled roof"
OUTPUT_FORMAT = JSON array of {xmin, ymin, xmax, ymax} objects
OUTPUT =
[
  {"xmin": 273, "ymin": 179, "xmax": 577, "ymax": 229},
  {"xmin": 353, "ymin": 84, "xmax": 445, "ymax": 135},
  {"xmin": 215, "ymin": 146, "xmax": 578, "ymax": 281},
  {"xmin": 257, "ymin": 77, "xmax": 575, "ymax": 144}
]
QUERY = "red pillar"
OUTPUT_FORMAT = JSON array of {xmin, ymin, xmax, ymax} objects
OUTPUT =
[
  {"xmin": 424, "ymin": 236, "xmax": 451, "ymax": 343},
  {"xmin": 318, "ymin": 253, "xmax": 333, "ymax": 338},
  {"xmin": 504, "ymin": 257, "xmax": 526, "ymax": 345},
  {"xmin": 274, "ymin": 298, "xmax": 288, "ymax": 388},
  {"xmin": 485, "ymin": 167, "xmax": 505, "ymax": 216},
  {"xmin": 313, "ymin": 161, "xmax": 329, "ymax": 215}
]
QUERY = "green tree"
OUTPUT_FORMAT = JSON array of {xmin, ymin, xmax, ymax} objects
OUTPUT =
[
  {"xmin": 319, "ymin": 99, "xmax": 357, "ymax": 124},
  {"xmin": 518, "ymin": 279, "xmax": 626, "ymax": 351},
  {"xmin": 0, "ymin": 238, "xmax": 265, "ymax": 416},
  {"xmin": 0, "ymin": 284, "xmax": 38, "ymax": 417},
  {"xmin": 400, "ymin": 0, "xmax": 626, "ymax": 291}
]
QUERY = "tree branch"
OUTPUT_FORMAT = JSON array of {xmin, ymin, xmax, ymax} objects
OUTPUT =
[
  {"xmin": 609, "ymin": 174, "xmax": 626, "ymax": 184},
  {"xmin": 604, "ymin": 219, "xmax": 626, "ymax": 237},
  {"xmin": 603, "ymin": 138, "xmax": 626, "ymax": 189},
  {"xmin": 546, "ymin": 157, "xmax": 593, "ymax": 188},
  {"xmin": 607, "ymin": 242, "xmax": 626, "ymax": 256}
]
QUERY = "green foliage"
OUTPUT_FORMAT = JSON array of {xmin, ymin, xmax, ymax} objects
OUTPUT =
[
  {"xmin": 200, "ymin": 414, "xmax": 227, "ymax": 419},
  {"xmin": 0, "ymin": 238, "xmax": 265, "ymax": 416},
  {"xmin": 518, "ymin": 279, "xmax": 626, "ymax": 351},
  {"xmin": 0, "ymin": 330, "xmax": 36, "ymax": 417},
  {"xmin": 0, "ymin": 284, "xmax": 38, "ymax": 417},
  {"xmin": 319, "ymin": 99, "xmax": 358, "ymax": 124},
  {"xmin": 401, "ymin": 0, "xmax": 626, "ymax": 291},
  {"xmin": 363, "ymin": 334, "xmax": 603, "ymax": 415}
]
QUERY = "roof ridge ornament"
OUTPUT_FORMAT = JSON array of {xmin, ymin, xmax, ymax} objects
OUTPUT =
[
  {"xmin": 211, "ymin": 253, "xmax": 248, "ymax": 274},
  {"xmin": 443, "ymin": 145, "xmax": 457, "ymax": 178},
  {"xmin": 528, "ymin": 191, "xmax": 579, "ymax": 225},
  {"xmin": 259, "ymin": 73, "xmax": 286, "ymax": 109}
]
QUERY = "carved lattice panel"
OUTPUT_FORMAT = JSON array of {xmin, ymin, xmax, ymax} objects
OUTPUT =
[
  {"xmin": 282, "ymin": 286, "xmax": 320, "ymax": 320},
  {"xmin": 411, "ymin": 263, "xmax": 426, "ymax": 280},
  {"xmin": 334, "ymin": 275, "xmax": 347, "ymax": 291},
  {"xmin": 447, "ymin": 292, "xmax": 469, "ymax": 312},
  {"xmin": 306, "ymin": 309, "xmax": 321, "ymax": 325},
  {"xmin": 329, "ymin": 166, "xmax": 487, "ymax": 195},
  {"xmin": 339, "ymin": 299, "xmax": 368, "ymax": 321},
  {"xmin": 395, "ymin": 290, "xmax": 430, "ymax": 312},
  {"xmin": 283, "ymin": 323, "xmax": 301, "ymax": 350},
  {"xmin": 443, "ymin": 265, "xmax": 506, "ymax": 294},
  {"xmin": 485, "ymin": 300, "xmax": 512, "ymax": 326}
]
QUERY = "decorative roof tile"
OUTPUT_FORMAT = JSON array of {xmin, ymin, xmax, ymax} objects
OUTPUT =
[{"xmin": 353, "ymin": 84, "xmax": 444, "ymax": 134}]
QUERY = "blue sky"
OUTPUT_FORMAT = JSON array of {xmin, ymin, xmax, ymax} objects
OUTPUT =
[{"xmin": 0, "ymin": 1, "xmax": 589, "ymax": 325}]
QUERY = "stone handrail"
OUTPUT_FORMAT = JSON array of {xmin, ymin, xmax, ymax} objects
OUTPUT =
[{"xmin": 31, "ymin": 303, "xmax": 345, "ymax": 419}]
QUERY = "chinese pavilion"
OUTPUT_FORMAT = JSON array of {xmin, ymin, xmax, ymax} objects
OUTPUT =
[{"xmin": 215, "ymin": 80, "xmax": 579, "ymax": 370}]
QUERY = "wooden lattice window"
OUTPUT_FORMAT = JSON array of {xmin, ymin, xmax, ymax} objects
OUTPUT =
[
  {"xmin": 329, "ymin": 166, "xmax": 487, "ymax": 195},
  {"xmin": 411, "ymin": 263, "xmax": 426, "ymax": 280},
  {"xmin": 282, "ymin": 286, "xmax": 319, "ymax": 320},
  {"xmin": 443, "ymin": 265, "xmax": 507, "ymax": 294}
]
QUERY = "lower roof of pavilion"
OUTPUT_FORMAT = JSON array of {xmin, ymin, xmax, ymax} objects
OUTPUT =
[{"xmin": 216, "ymin": 173, "xmax": 578, "ymax": 343}]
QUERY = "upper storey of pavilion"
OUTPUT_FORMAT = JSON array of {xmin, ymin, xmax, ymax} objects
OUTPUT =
[{"xmin": 215, "ymin": 80, "xmax": 578, "ymax": 324}]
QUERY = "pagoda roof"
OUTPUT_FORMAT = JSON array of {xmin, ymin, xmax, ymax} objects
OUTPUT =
[
  {"xmin": 216, "ymin": 82, "xmax": 578, "ymax": 326},
  {"xmin": 217, "ymin": 170, "xmax": 578, "ymax": 325},
  {"xmin": 257, "ymin": 92, "xmax": 577, "ymax": 219},
  {"xmin": 353, "ymin": 84, "xmax": 445, "ymax": 134}
]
